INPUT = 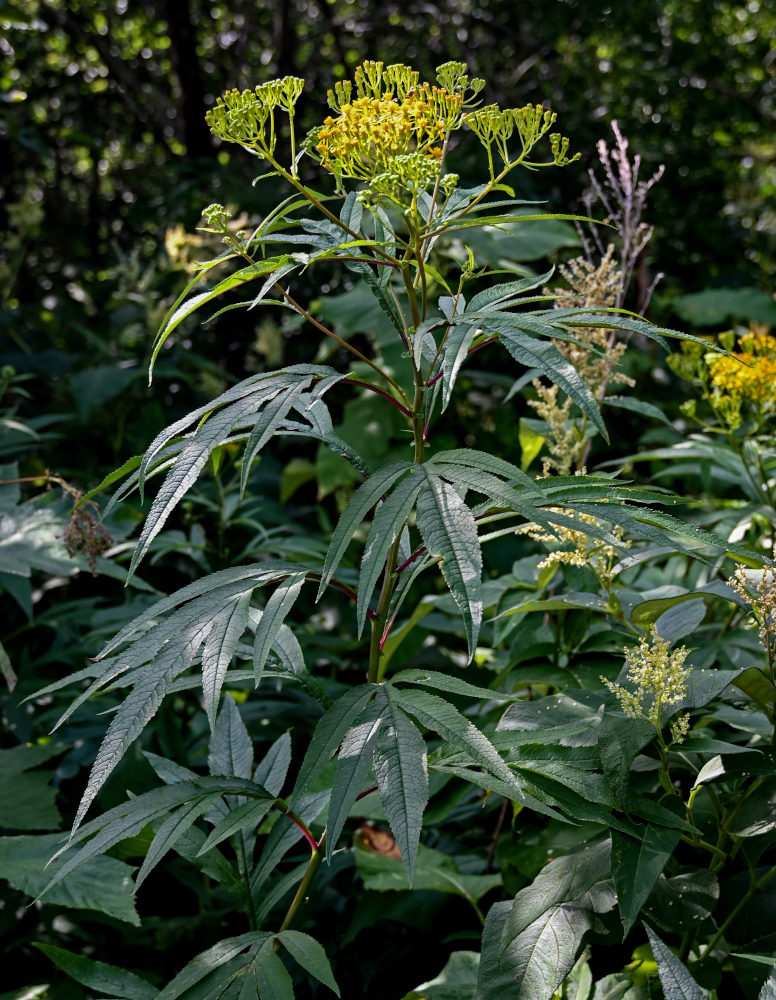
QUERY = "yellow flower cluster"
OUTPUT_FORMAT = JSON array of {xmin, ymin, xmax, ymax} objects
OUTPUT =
[
  {"xmin": 315, "ymin": 92, "xmax": 449, "ymax": 181},
  {"xmin": 707, "ymin": 329, "xmax": 776, "ymax": 412}
]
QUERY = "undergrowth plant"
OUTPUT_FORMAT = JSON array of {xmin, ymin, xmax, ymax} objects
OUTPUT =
[{"xmin": 24, "ymin": 60, "xmax": 776, "ymax": 999}]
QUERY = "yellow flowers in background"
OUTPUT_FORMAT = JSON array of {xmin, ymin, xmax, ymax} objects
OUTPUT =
[{"xmin": 668, "ymin": 324, "xmax": 776, "ymax": 431}]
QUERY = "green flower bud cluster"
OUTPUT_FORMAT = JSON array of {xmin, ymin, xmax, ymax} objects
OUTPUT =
[
  {"xmin": 464, "ymin": 102, "xmax": 578, "ymax": 177},
  {"xmin": 435, "ymin": 61, "xmax": 485, "ymax": 102},
  {"xmin": 371, "ymin": 152, "xmax": 440, "ymax": 200},
  {"xmin": 205, "ymin": 77, "xmax": 306, "ymax": 170},
  {"xmin": 201, "ymin": 203, "xmax": 232, "ymax": 229}
]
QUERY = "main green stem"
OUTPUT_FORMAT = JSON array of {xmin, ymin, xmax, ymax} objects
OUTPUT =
[{"xmin": 277, "ymin": 832, "xmax": 326, "ymax": 933}]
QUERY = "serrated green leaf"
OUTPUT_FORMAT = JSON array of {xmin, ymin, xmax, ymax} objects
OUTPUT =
[
  {"xmin": 373, "ymin": 694, "xmax": 428, "ymax": 884},
  {"xmin": 499, "ymin": 328, "xmax": 607, "ymax": 439},
  {"xmin": 136, "ymin": 793, "xmax": 224, "ymax": 888},
  {"xmin": 289, "ymin": 685, "xmax": 378, "ymax": 806},
  {"xmin": 644, "ymin": 925, "xmax": 708, "ymax": 1000},
  {"xmin": 202, "ymin": 593, "xmax": 252, "ymax": 730},
  {"xmin": 277, "ymin": 931, "xmax": 340, "ymax": 996},
  {"xmin": 150, "ymin": 259, "xmax": 289, "ymax": 376},
  {"xmin": 391, "ymin": 687, "xmax": 522, "ymax": 797},
  {"xmin": 390, "ymin": 668, "xmax": 511, "ymax": 702},
  {"xmin": 318, "ymin": 461, "xmax": 412, "ymax": 599},
  {"xmin": 209, "ymin": 694, "xmax": 254, "ymax": 779},
  {"xmin": 326, "ymin": 704, "xmax": 384, "ymax": 864},
  {"xmin": 251, "ymin": 939, "xmax": 295, "ymax": 1000},
  {"xmin": 758, "ymin": 968, "xmax": 776, "ymax": 1000},
  {"xmin": 357, "ymin": 469, "xmax": 424, "ymax": 635},
  {"xmin": 253, "ymin": 732, "xmax": 292, "ymax": 797},
  {"xmin": 73, "ymin": 620, "xmax": 214, "ymax": 832},
  {"xmin": 239, "ymin": 380, "xmax": 311, "ymax": 496},
  {"xmin": 156, "ymin": 933, "xmax": 266, "ymax": 1000},
  {"xmin": 196, "ymin": 798, "xmax": 275, "ymax": 857},
  {"xmin": 440, "ymin": 323, "xmax": 477, "ymax": 411},
  {"xmin": 415, "ymin": 471, "xmax": 482, "ymax": 658},
  {"xmin": 611, "ymin": 826, "xmax": 682, "ymax": 938},
  {"xmin": 33, "ymin": 943, "xmax": 157, "ymax": 1000},
  {"xmin": 253, "ymin": 573, "xmax": 306, "ymax": 685},
  {"xmin": 53, "ymin": 777, "xmax": 272, "ymax": 892}
]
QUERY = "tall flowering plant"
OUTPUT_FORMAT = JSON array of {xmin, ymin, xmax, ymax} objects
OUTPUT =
[{"xmin": 35, "ymin": 61, "xmax": 771, "ymax": 998}]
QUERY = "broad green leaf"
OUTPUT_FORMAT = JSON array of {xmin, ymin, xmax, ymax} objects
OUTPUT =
[
  {"xmin": 611, "ymin": 826, "xmax": 682, "ymax": 937},
  {"xmin": 202, "ymin": 592, "xmax": 252, "ymax": 730},
  {"xmin": 402, "ymin": 951, "xmax": 479, "ymax": 1000},
  {"xmin": 318, "ymin": 460, "xmax": 413, "ymax": 599},
  {"xmin": 519, "ymin": 418, "xmax": 545, "ymax": 471},
  {"xmin": 630, "ymin": 582, "xmax": 740, "ymax": 633},
  {"xmin": 33, "ymin": 943, "xmax": 157, "ymax": 1000},
  {"xmin": 499, "ymin": 842, "xmax": 615, "ymax": 1000},
  {"xmin": 478, "ymin": 901, "xmax": 521, "ymax": 1000},
  {"xmin": 391, "ymin": 687, "xmax": 522, "ymax": 797},
  {"xmin": 373, "ymin": 694, "xmax": 428, "ymax": 883},
  {"xmin": 357, "ymin": 469, "xmax": 424, "ymax": 635},
  {"xmin": 253, "ymin": 572, "xmax": 306, "ymax": 684},
  {"xmin": 415, "ymin": 471, "xmax": 482, "ymax": 657},
  {"xmin": 277, "ymin": 930, "xmax": 341, "ymax": 996},
  {"xmin": 326, "ymin": 703, "xmax": 384, "ymax": 864},
  {"xmin": 644, "ymin": 925, "xmax": 708, "ymax": 1000},
  {"xmin": 728, "ymin": 775, "xmax": 776, "ymax": 837},
  {"xmin": 0, "ymin": 834, "xmax": 139, "ymax": 925},
  {"xmin": 643, "ymin": 871, "xmax": 719, "ymax": 935},
  {"xmin": 673, "ymin": 286, "xmax": 776, "ymax": 327},
  {"xmin": 0, "ymin": 745, "xmax": 62, "ymax": 830},
  {"xmin": 654, "ymin": 598, "xmax": 706, "ymax": 644}
]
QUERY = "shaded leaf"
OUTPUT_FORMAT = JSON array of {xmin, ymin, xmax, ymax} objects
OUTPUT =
[
  {"xmin": 644, "ymin": 925, "xmax": 708, "ymax": 1000},
  {"xmin": 373, "ymin": 694, "xmax": 428, "ymax": 883},
  {"xmin": 416, "ymin": 471, "xmax": 483, "ymax": 658},
  {"xmin": 33, "ymin": 943, "xmax": 157, "ymax": 1000}
]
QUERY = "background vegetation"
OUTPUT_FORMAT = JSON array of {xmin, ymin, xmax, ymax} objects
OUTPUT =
[{"xmin": 2, "ymin": 2, "xmax": 776, "ymax": 998}]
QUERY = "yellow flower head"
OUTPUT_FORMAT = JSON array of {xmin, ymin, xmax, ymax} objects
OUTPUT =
[
  {"xmin": 314, "ymin": 62, "xmax": 469, "ymax": 189},
  {"xmin": 706, "ymin": 327, "xmax": 776, "ymax": 425}
]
